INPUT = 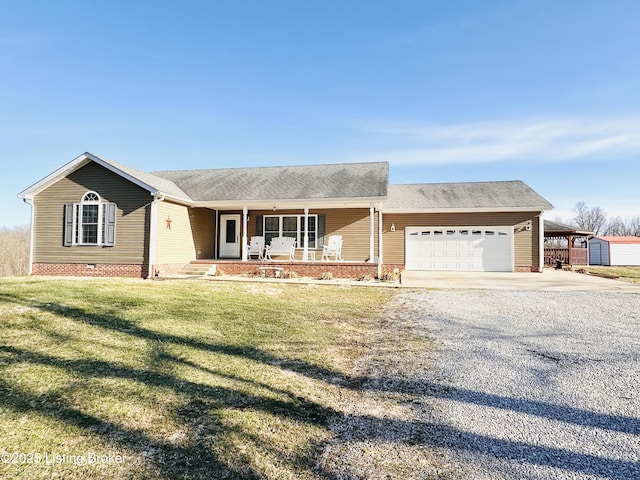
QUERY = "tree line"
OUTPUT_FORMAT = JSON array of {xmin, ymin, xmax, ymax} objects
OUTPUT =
[
  {"xmin": 567, "ymin": 201, "xmax": 640, "ymax": 236},
  {"xmin": 0, "ymin": 226, "xmax": 30, "ymax": 277}
]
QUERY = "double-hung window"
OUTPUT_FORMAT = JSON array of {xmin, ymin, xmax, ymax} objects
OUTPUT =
[
  {"xmin": 64, "ymin": 191, "xmax": 117, "ymax": 246},
  {"xmin": 263, "ymin": 214, "xmax": 317, "ymax": 249}
]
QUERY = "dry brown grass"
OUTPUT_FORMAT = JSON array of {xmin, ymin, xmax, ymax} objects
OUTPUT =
[
  {"xmin": 0, "ymin": 225, "xmax": 30, "ymax": 276},
  {"xmin": 579, "ymin": 266, "xmax": 640, "ymax": 283}
]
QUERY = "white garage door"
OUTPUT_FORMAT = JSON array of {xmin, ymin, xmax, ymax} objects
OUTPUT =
[{"xmin": 405, "ymin": 226, "xmax": 513, "ymax": 272}]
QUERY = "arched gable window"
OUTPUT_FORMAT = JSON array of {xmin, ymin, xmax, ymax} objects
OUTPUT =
[
  {"xmin": 79, "ymin": 191, "xmax": 101, "ymax": 244},
  {"xmin": 64, "ymin": 192, "xmax": 117, "ymax": 246}
]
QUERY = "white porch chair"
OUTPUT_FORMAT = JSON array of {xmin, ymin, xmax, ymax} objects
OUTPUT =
[
  {"xmin": 321, "ymin": 235, "xmax": 343, "ymax": 261},
  {"xmin": 264, "ymin": 236, "xmax": 297, "ymax": 261},
  {"xmin": 247, "ymin": 236, "xmax": 265, "ymax": 260}
]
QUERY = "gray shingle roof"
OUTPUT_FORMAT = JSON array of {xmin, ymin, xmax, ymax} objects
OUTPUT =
[
  {"xmin": 95, "ymin": 155, "xmax": 193, "ymax": 202},
  {"xmin": 544, "ymin": 220, "xmax": 592, "ymax": 235},
  {"xmin": 152, "ymin": 162, "xmax": 389, "ymax": 202},
  {"xmin": 19, "ymin": 152, "xmax": 553, "ymax": 213},
  {"xmin": 385, "ymin": 181, "xmax": 553, "ymax": 211}
]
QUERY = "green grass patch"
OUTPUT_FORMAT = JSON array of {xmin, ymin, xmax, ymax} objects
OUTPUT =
[{"xmin": 0, "ymin": 277, "xmax": 393, "ymax": 479}]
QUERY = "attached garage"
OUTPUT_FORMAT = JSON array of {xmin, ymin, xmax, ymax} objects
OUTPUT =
[{"xmin": 406, "ymin": 226, "xmax": 513, "ymax": 271}]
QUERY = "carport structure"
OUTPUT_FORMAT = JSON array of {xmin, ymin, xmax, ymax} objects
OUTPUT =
[{"xmin": 544, "ymin": 220, "xmax": 593, "ymax": 266}]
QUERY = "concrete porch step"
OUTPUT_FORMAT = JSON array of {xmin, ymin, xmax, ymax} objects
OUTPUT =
[{"xmin": 176, "ymin": 263, "xmax": 217, "ymax": 276}]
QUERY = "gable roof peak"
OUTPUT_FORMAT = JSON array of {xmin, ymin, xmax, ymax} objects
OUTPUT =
[{"xmin": 17, "ymin": 151, "xmax": 192, "ymax": 203}]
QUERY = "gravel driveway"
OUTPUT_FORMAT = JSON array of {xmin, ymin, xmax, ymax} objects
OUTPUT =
[
  {"xmin": 319, "ymin": 289, "xmax": 640, "ymax": 479},
  {"xmin": 416, "ymin": 289, "xmax": 640, "ymax": 479}
]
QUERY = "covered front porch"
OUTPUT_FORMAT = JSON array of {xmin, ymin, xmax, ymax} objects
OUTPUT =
[{"xmin": 204, "ymin": 201, "xmax": 385, "ymax": 278}]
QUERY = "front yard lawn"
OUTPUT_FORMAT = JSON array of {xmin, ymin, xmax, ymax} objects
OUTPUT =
[{"xmin": 0, "ymin": 277, "xmax": 393, "ymax": 479}]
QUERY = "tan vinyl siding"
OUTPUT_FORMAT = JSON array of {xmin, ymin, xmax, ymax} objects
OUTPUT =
[
  {"xmin": 191, "ymin": 208, "xmax": 216, "ymax": 259},
  {"xmin": 32, "ymin": 162, "xmax": 151, "ymax": 264},
  {"xmin": 155, "ymin": 203, "xmax": 216, "ymax": 263},
  {"xmin": 248, "ymin": 208, "xmax": 379, "ymax": 262},
  {"xmin": 155, "ymin": 202, "xmax": 196, "ymax": 264},
  {"xmin": 383, "ymin": 211, "xmax": 541, "ymax": 268}
]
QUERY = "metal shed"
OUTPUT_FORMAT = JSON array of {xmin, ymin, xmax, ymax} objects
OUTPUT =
[{"xmin": 589, "ymin": 236, "xmax": 640, "ymax": 266}]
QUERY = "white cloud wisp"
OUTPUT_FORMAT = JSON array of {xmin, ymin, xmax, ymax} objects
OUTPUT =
[{"xmin": 355, "ymin": 117, "xmax": 640, "ymax": 165}]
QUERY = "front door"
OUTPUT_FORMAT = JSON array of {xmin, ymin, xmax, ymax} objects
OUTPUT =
[{"xmin": 220, "ymin": 214, "xmax": 241, "ymax": 258}]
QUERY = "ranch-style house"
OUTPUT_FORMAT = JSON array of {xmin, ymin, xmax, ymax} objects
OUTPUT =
[{"xmin": 18, "ymin": 152, "xmax": 553, "ymax": 279}]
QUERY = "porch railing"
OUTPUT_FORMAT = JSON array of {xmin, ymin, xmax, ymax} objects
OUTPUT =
[{"xmin": 544, "ymin": 248, "xmax": 588, "ymax": 266}]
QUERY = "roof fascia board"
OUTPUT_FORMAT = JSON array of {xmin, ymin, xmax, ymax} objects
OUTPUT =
[
  {"xmin": 18, "ymin": 152, "xmax": 159, "ymax": 199},
  {"xmin": 382, "ymin": 206, "xmax": 551, "ymax": 214},
  {"xmin": 18, "ymin": 152, "xmax": 194, "ymax": 204},
  {"xmin": 18, "ymin": 153, "xmax": 92, "ymax": 200},
  {"xmin": 160, "ymin": 195, "xmax": 194, "ymax": 206}
]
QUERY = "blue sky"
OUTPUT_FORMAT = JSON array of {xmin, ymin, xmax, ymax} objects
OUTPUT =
[{"xmin": 3, "ymin": 0, "xmax": 640, "ymax": 227}]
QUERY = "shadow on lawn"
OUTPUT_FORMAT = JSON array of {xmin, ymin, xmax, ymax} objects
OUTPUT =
[
  {"xmin": 0, "ymin": 374, "xmax": 258, "ymax": 478},
  {"xmin": 0, "ymin": 340, "xmax": 334, "ymax": 479},
  {"xmin": 1, "ymin": 300, "xmax": 637, "ymax": 479}
]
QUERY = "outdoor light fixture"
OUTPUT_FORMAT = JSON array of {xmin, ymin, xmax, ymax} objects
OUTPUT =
[{"xmin": 390, "ymin": 223, "xmax": 396, "ymax": 232}]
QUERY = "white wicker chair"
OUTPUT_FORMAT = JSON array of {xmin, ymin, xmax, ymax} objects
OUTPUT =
[
  {"xmin": 321, "ymin": 235, "xmax": 343, "ymax": 261},
  {"xmin": 247, "ymin": 236, "xmax": 265, "ymax": 260}
]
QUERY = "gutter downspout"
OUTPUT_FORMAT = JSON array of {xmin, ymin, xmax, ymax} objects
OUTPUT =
[
  {"xmin": 22, "ymin": 198, "xmax": 35, "ymax": 275},
  {"xmin": 148, "ymin": 193, "xmax": 165, "ymax": 279}
]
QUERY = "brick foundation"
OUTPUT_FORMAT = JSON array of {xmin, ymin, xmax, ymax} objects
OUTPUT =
[
  {"xmin": 515, "ymin": 265, "xmax": 540, "ymax": 272},
  {"xmin": 193, "ymin": 260, "xmax": 379, "ymax": 279},
  {"xmin": 32, "ymin": 263, "xmax": 148, "ymax": 278}
]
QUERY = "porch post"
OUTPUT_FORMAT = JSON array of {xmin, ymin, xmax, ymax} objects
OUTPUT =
[
  {"xmin": 586, "ymin": 235, "xmax": 590, "ymax": 266},
  {"xmin": 378, "ymin": 204, "xmax": 383, "ymax": 279},
  {"xmin": 214, "ymin": 210, "xmax": 218, "ymax": 260},
  {"xmin": 302, "ymin": 206, "xmax": 309, "ymax": 262},
  {"xmin": 538, "ymin": 214, "xmax": 544, "ymax": 272},
  {"xmin": 242, "ymin": 207, "xmax": 248, "ymax": 261},
  {"xmin": 568, "ymin": 235, "xmax": 574, "ymax": 266},
  {"xmin": 369, "ymin": 206, "xmax": 375, "ymax": 263}
]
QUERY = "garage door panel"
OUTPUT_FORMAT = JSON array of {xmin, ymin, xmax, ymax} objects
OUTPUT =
[{"xmin": 406, "ymin": 226, "xmax": 513, "ymax": 272}]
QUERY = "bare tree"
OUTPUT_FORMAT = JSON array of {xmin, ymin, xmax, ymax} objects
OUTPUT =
[
  {"xmin": 572, "ymin": 201, "xmax": 608, "ymax": 235},
  {"xmin": 0, "ymin": 226, "xmax": 30, "ymax": 276},
  {"xmin": 605, "ymin": 215, "xmax": 640, "ymax": 236}
]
